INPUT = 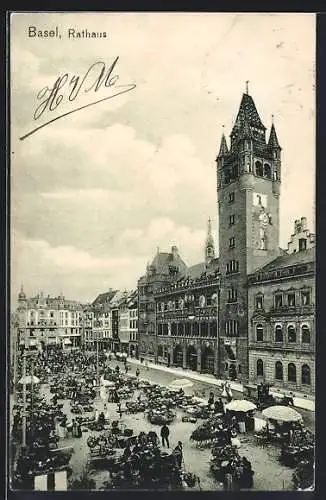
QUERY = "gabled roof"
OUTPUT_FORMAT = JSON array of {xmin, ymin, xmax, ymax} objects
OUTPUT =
[
  {"xmin": 185, "ymin": 258, "xmax": 220, "ymax": 280},
  {"xmin": 150, "ymin": 251, "xmax": 187, "ymax": 275},
  {"xmin": 253, "ymin": 247, "xmax": 315, "ymax": 274},
  {"xmin": 92, "ymin": 290, "xmax": 118, "ymax": 307}
]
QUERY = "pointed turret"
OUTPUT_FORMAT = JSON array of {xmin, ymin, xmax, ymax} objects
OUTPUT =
[
  {"xmin": 268, "ymin": 122, "xmax": 282, "ymax": 150},
  {"xmin": 218, "ymin": 132, "xmax": 229, "ymax": 157},
  {"xmin": 205, "ymin": 218, "xmax": 215, "ymax": 266}
]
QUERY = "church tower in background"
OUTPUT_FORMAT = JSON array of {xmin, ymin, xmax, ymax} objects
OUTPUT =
[{"xmin": 216, "ymin": 84, "xmax": 282, "ymax": 380}]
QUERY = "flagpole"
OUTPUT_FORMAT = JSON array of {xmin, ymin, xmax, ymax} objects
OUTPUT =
[{"xmin": 22, "ymin": 351, "xmax": 27, "ymax": 447}]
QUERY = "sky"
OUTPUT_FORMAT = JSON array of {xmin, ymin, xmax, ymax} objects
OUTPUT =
[{"xmin": 10, "ymin": 12, "xmax": 315, "ymax": 305}]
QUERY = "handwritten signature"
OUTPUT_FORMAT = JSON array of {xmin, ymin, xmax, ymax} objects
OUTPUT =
[{"xmin": 19, "ymin": 56, "xmax": 136, "ymax": 141}]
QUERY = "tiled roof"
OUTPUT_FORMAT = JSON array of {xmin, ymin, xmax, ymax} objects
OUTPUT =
[
  {"xmin": 268, "ymin": 123, "xmax": 281, "ymax": 149},
  {"xmin": 92, "ymin": 290, "xmax": 118, "ymax": 306},
  {"xmin": 234, "ymin": 93, "xmax": 266, "ymax": 131},
  {"xmin": 185, "ymin": 258, "xmax": 220, "ymax": 280},
  {"xmin": 253, "ymin": 247, "xmax": 315, "ymax": 273},
  {"xmin": 150, "ymin": 252, "xmax": 187, "ymax": 275}
]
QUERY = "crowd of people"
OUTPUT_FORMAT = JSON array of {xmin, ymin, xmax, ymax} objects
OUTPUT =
[{"xmin": 11, "ymin": 346, "xmax": 312, "ymax": 491}]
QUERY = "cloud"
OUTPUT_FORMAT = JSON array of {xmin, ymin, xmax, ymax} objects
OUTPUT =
[{"xmin": 10, "ymin": 13, "xmax": 315, "ymax": 304}]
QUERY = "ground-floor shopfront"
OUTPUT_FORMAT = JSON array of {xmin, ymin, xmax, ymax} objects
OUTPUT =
[
  {"xmin": 248, "ymin": 348, "xmax": 315, "ymax": 395},
  {"xmin": 139, "ymin": 335, "xmax": 218, "ymax": 375}
]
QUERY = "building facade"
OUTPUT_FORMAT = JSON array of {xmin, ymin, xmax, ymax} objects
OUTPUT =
[
  {"xmin": 17, "ymin": 290, "xmax": 84, "ymax": 350},
  {"xmin": 136, "ymin": 88, "xmax": 315, "ymax": 392},
  {"xmin": 118, "ymin": 289, "xmax": 138, "ymax": 355},
  {"xmin": 138, "ymin": 246, "xmax": 187, "ymax": 362},
  {"xmin": 216, "ymin": 91, "xmax": 282, "ymax": 381},
  {"xmin": 248, "ymin": 220, "xmax": 315, "ymax": 394}
]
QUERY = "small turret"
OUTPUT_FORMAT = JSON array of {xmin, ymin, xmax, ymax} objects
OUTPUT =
[
  {"xmin": 18, "ymin": 284, "xmax": 26, "ymax": 302},
  {"xmin": 218, "ymin": 132, "xmax": 229, "ymax": 158},
  {"xmin": 268, "ymin": 118, "xmax": 281, "ymax": 150}
]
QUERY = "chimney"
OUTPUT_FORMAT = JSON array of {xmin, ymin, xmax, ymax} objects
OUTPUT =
[{"xmin": 301, "ymin": 217, "xmax": 307, "ymax": 230}]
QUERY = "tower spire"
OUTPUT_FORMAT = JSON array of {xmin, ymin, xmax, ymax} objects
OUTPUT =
[
  {"xmin": 205, "ymin": 217, "xmax": 215, "ymax": 266},
  {"xmin": 218, "ymin": 126, "xmax": 229, "ymax": 157},
  {"xmin": 268, "ymin": 119, "xmax": 281, "ymax": 149},
  {"xmin": 246, "ymin": 80, "xmax": 249, "ymax": 94}
]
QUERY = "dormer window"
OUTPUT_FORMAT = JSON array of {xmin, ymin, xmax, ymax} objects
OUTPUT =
[
  {"xmin": 255, "ymin": 161, "xmax": 263, "ymax": 177},
  {"xmin": 264, "ymin": 163, "xmax": 271, "ymax": 179}
]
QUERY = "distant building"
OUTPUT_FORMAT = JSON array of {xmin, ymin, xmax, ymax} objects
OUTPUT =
[
  {"xmin": 138, "ymin": 246, "xmax": 187, "ymax": 362},
  {"xmin": 91, "ymin": 289, "xmax": 118, "ymax": 350},
  {"xmin": 17, "ymin": 290, "xmax": 84, "ymax": 350},
  {"xmin": 118, "ymin": 289, "xmax": 138, "ymax": 355}
]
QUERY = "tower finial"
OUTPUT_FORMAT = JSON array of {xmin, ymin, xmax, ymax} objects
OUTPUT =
[
  {"xmin": 245, "ymin": 80, "xmax": 249, "ymax": 94},
  {"xmin": 271, "ymin": 114, "xmax": 274, "ymax": 124}
]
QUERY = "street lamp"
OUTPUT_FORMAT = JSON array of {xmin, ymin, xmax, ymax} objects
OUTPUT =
[{"xmin": 93, "ymin": 325, "xmax": 101, "ymax": 402}]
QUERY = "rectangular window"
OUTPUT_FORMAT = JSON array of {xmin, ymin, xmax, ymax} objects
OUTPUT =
[
  {"xmin": 229, "ymin": 237, "xmax": 235, "ymax": 248},
  {"xmin": 287, "ymin": 292, "xmax": 296, "ymax": 307},
  {"xmin": 301, "ymin": 290, "xmax": 310, "ymax": 306},
  {"xmin": 255, "ymin": 295, "xmax": 263, "ymax": 310},
  {"xmin": 229, "ymin": 214, "xmax": 235, "ymax": 226},
  {"xmin": 228, "ymin": 192, "xmax": 235, "ymax": 203},
  {"xmin": 228, "ymin": 288, "xmax": 237, "ymax": 303},
  {"xmin": 275, "ymin": 293, "xmax": 283, "ymax": 308}
]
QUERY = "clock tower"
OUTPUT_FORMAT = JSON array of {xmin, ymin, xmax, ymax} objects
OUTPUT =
[{"xmin": 216, "ymin": 87, "xmax": 282, "ymax": 381}]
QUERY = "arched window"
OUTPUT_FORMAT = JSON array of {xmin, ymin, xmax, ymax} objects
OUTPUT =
[
  {"xmin": 199, "ymin": 295, "xmax": 206, "ymax": 307},
  {"xmin": 301, "ymin": 365, "xmax": 311, "ymax": 385},
  {"xmin": 287, "ymin": 325, "xmax": 296, "ymax": 343},
  {"xmin": 264, "ymin": 163, "xmax": 271, "ymax": 179},
  {"xmin": 275, "ymin": 361, "xmax": 283, "ymax": 380},
  {"xmin": 275, "ymin": 325, "xmax": 283, "ymax": 342},
  {"xmin": 301, "ymin": 325, "xmax": 310, "ymax": 343},
  {"xmin": 288, "ymin": 363, "xmax": 297, "ymax": 383},
  {"xmin": 257, "ymin": 359, "xmax": 264, "ymax": 376},
  {"xmin": 255, "ymin": 161, "xmax": 263, "ymax": 177},
  {"xmin": 225, "ymin": 362, "xmax": 228, "ymax": 372},
  {"xmin": 256, "ymin": 324, "xmax": 264, "ymax": 342}
]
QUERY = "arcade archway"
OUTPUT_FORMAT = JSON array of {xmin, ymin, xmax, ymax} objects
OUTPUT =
[
  {"xmin": 173, "ymin": 344, "xmax": 183, "ymax": 367},
  {"xmin": 201, "ymin": 346, "xmax": 215, "ymax": 374},
  {"xmin": 186, "ymin": 345, "xmax": 198, "ymax": 371}
]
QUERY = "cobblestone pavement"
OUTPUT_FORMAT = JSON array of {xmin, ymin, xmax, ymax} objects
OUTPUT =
[
  {"xmin": 36, "ymin": 359, "xmax": 302, "ymax": 491},
  {"xmin": 124, "ymin": 360, "xmax": 315, "ymax": 433}
]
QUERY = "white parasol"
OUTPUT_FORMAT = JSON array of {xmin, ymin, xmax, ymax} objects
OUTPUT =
[
  {"xmin": 18, "ymin": 375, "xmax": 40, "ymax": 385},
  {"xmin": 262, "ymin": 405, "xmax": 303, "ymax": 423},
  {"xmin": 225, "ymin": 399, "xmax": 257, "ymax": 412},
  {"xmin": 167, "ymin": 378, "xmax": 194, "ymax": 391},
  {"xmin": 100, "ymin": 376, "xmax": 115, "ymax": 387}
]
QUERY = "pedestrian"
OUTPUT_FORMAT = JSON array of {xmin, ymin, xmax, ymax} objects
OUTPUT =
[
  {"xmin": 160, "ymin": 424, "xmax": 170, "ymax": 448},
  {"xmin": 226, "ymin": 380, "xmax": 232, "ymax": 399},
  {"xmin": 136, "ymin": 368, "xmax": 140, "ymax": 378},
  {"xmin": 94, "ymin": 407, "xmax": 99, "ymax": 422},
  {"xmin": 221, "ymin": 381, "xmax": 228, "ymax": 398},
  {"xmin": 76, "ymin": 422, "xmax": 82, "ymax": 438},
  {"xmin": 173, "ymin": 441, "xmax": 183, "ymax": 469}
]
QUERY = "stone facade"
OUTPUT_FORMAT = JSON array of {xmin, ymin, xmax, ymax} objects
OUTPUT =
[
  {"xmin": 216, "ymin": 93, "xmax": 282, "ymax": 381},
  {"xmin": 138, "ymin": 246, "xmax": 187, "ymax": 362},
  {"xmin": 155, "ymin": 260, "xmax": 219, "ymax": 374},
  {"xmin": 17, "ymin": 289, "xmax": 84, "ymax": 350},
  {"xmin": 248, "ymin": 246, "xmax": 315, "ymax": 394}
]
